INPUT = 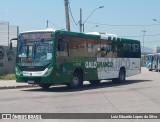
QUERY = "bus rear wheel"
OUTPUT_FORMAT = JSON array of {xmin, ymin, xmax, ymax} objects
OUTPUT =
[
  {"xmin": 112, "ymin": 68, "xmax": 126, "ymax": 83},
  {"xmin": 67, "ymin": 72, "xmax": 83, "ymax": 89},
  {"xmin": 155, "ymin": 66, "xmax": 158, "ymax": 72}
]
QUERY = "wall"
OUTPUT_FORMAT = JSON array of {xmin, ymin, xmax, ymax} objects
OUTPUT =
[
  {"xmin": 0, "ymin": 21, "xmax": 18, "ymax": 47},
  {"xmin": 0, "ymin": 46, "xmax": 16, "ymax": 74}
]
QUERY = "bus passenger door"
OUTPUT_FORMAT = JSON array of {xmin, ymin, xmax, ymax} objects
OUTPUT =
[
  {"xmin": 158, "ymin": 56, "xmax": 160, "ymax": 71},
  {"xmin": 152, "ymin": 55, "xmax": 157, "ymax": 71},
  {"xmin": 56, "ymin": 38, "xmax": 69, "ymax": 67}
]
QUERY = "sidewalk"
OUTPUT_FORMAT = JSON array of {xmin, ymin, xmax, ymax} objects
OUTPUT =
[{"xmin": 0, "ymin": 80, "xmax": 37, "ymax": 89}]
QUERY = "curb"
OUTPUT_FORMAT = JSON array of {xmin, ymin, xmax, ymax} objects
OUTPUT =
[{"xmin": 0, "ymin": 85, "xmax": 38, "ymax": 90}]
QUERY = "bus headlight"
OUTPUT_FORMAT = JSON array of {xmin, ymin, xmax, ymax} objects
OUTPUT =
[
  {"xmin": 44, "ymin": 67, "xmax": 53, "ymax": 76},
  {"xmin": 15, "ymin": 67, "xmax": 22, "ymax": 76}
]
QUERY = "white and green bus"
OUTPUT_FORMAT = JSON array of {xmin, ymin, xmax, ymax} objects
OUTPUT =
[
  {"xmin": 10, "ymin": 29, "xmax": 141, "ymax": 89},
  {"xmin": 146, "ymin": 53, "xmax": 160, "ymax": 71}
]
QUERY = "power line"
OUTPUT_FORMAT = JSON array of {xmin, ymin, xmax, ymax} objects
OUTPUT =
[
  {"xmin": 144, "ymin": 41, "xmax": 160, "ymax": 43},
  {"xmin": 119, "ymin": 35, "xmax": 142, "ymax": 38},
  {"xmin": 47, "ymin": 20, "xmax": 62, "ymax": 29},
  {"xmin": 68, "ymin": 4, "xmax": 79, "ymax": 30},
  {"xmin": 119, "ymin": 33, "xmax": 160, "ymax": 38},
  {"xmin": 145, "ymin": 33, "xmax": 160, "ymax": 37},
  {"xmin": 69, "ymin": 15, "xmax": 78, "ymax": 31},
  {"xmin": 86, "ymin": 21, "xmax": 160, "ymax": 27}
]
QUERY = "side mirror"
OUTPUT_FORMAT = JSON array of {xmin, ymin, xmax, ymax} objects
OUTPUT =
[
  {"xmin": 10, "ymin": 42, "xmax": 12, "ymax": 50},
  {"xmin": 97, "ymin": 48, "xmax": 100, "ymax": 51},
  {"xmin": 10, "ymin": 38, "xmax": 17, "ymax": 50}
]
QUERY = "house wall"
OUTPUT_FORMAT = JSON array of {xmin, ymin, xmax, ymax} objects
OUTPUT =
[{"xmin": 0, "ymin": 46, "xmax": 16, "ymax": 74}]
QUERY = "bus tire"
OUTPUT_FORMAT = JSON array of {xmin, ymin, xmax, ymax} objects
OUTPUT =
[
  {"xmin": 155, "ymin": 66, "xmax": 158, "ymax": 72},
  {"xmin": 89, "ymin": 80, "xmax": 100, "ymax": 85},
  {"xmin": 67, "ymin": 72, "xmax": 83, "ymax": 89},
  {"xmin": 39, "ymin": 84, "xmax": 51, "ymax": 89},
  {"xmin": 112, "ymin": 68, "xmax": 126, "ymax": 83}
]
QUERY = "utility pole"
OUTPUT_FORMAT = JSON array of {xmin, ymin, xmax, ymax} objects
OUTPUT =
[
  {"xmin": 64, "ymin": 0, "xmax": 70, "ymax": 31},
  {"xmin": 80, "ymin": 6, "xmax": 104, "ymax": 32},
  {"xmin": 46, "ymin": 20, "xmax": 49, "ymax": 28},
  {"xmin": 141, "ymin": 30, "xmax": 147, "ymax": 67},
  {"xmin": 8, "ymin": 22, "xmax": 9, "ymax": 46},
  {"xmin": 141, "ymin": 30, "xmax": 147, "ymax": 55},
  {"xmin": 79, "ymin": 8, "xmax": 82, "ymax": 32}
]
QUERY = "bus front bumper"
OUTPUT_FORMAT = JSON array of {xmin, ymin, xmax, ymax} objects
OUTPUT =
[{"xmin": 16, "ymin": 75, "xmax": 54, "ymax": 85}]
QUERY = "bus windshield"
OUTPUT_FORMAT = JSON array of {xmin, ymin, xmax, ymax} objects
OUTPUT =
[{"xmin": 17, "ymin": 33, "xmax": 54, "ymax": 67}]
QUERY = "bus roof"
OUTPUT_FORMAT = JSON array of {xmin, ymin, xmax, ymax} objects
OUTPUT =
[
  {"xmin": 20, "ymin": 28, "xmax": 56, "ymax": 34},
  {"xmin": 86, "ymin": 32, "xmax": 118, "ymax": 37},
  {"xmin": 148, "ymin": 53, "xmax": 160, "ymax": 55},
  {"xmin": 85, "ymin": 31, "xmax": 139, "ymax": 43},
  {"xmin": 86, "ymin": 32, "xmax": 118, "ymax": 40},
  {"xmin": 20, "ymin": 29, "xmax": 140, "ymax": 43}
]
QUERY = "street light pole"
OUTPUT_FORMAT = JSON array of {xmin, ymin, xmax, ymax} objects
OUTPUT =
[
  {"xmin": 141, "ymin": 30, "xmax": 147, "ymax": 66},
  {"xmin": 79, "ymin": 6, "xmax": 104, "ymax": 32},
  {"xmin": 141, "ymin": 30, "xmax": 147, "ymax": 55},
  {"xmin": 153, "ymin": 19, "xmax": 160, "ymax": 24}
]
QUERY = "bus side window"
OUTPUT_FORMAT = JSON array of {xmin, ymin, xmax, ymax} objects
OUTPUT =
[
  {"xmin": 114, "ymin": 41, "xmax": 123, "ymax": 57},
  {"xmin": 132, "ymin": 44, "xmax": 140, "ymax": 58},
  {"xmin": 123, "ymin": 43, "xmax": 132, "ymax": 58},
  {"xmin": 57, "ymin": 38, "xmax": 69, "ymax": 57},
  {"xmin": 57, "ymin": 39, "xmax": 65, "ymax": 51},
  {"xmin": 100, "ymin": 40, "xmax": 113, "ymax": 58}
]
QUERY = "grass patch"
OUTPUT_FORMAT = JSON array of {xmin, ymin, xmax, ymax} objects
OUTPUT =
[{"xmin": 0, "ymin": 74, "xmax": 16, "ymax": 80}]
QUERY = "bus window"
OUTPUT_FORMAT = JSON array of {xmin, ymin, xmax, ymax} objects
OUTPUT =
[
  {"xmin": 87, "ymin": 39, "xmax": 100, "ymax": 57},
  {"xmin": 68, "ymin": 37, "xmax": 87, "ymax": 58},
  {"xmin": 132, "ymin": 44, "xmax": 140, "ymax": 58},
  {"xmin": 93, "ymin": 40, "xmax": 101, "ymax": 57},
  {"xmin": 123, "ymin": 43, "xmax": 132, "ymax": 58},
  {"xmin": 132, "ymin": 44, "xmax": 139, "ymax": 53},
  {"xmin": 114, "ymin": 41, "xmax": 123, "ymax": 57},
  {"xmin": 56, "ymin": 38, "xmax": 69, "ymax": 57},
  {"xmin": 100, "ymin": 40, "xmax": 113, "ymax": 57}
]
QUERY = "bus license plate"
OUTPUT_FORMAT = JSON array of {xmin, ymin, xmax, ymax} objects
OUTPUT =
[{"xmin": 28, "ymin": 80, "xmax": 34, "ymax": 84}]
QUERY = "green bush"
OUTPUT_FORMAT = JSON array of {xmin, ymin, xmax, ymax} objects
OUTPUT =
[{"xmin": 0, "ymin": 74, "xmax": 16, "ymax": 80}]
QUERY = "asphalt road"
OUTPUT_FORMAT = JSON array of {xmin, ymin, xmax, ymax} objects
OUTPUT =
[{"xmin": 0, "ymin": 67, "xmax": 160, "ymax": 122}]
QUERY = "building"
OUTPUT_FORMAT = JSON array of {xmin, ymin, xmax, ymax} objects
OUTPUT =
[
  {"xmin": 154, "ymin": 46, "xmax": 160, "ymax": 53},
  {"xmin": 0, "ymin": 21, "xmax": 19, "ymax": 47},
  {"xmin": 0, "ymin": 21, "xmax": 18, "ymax": 74}
]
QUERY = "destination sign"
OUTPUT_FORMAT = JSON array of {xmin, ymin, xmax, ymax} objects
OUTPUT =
[{"xmin": 20, "ymin": 32, "xmax": 53, "ymax": 40}]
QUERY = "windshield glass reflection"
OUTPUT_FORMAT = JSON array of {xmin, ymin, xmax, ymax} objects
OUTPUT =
[{"xmin": 17, "ymin": 39, "xmax": 53, "ymax": 67}]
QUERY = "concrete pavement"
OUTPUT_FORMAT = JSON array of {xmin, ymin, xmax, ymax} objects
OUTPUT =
[{"xmin": 0, "ymin": 80, "xmax": 37, "ymax": 89}]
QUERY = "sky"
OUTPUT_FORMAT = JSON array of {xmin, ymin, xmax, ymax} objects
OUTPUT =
[{"xmin": 0, "ymin": 0, "xmax": 160, "ymax": 48}]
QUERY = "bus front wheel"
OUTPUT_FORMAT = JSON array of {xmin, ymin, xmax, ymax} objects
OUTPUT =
[
  {"xmin": 67, "ymin": 72, "xmax": 83, "ymax": 89},
  {"xmin": 149, "ymin": 69, "xmax": 152, "ymax": 71}
]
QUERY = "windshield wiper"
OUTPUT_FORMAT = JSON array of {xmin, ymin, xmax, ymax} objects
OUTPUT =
[
  {"xmin": 33, "ymin": 39, "xmax": 45, "ymax": 59},
  {"xmin": 40, "ymin": 55, "xmax": 47, "ymax": 61}
]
